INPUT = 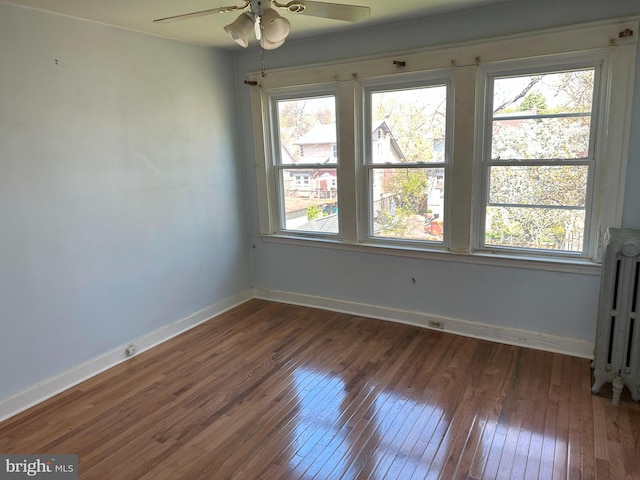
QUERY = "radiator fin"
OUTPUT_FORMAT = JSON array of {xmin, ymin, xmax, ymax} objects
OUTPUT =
[
  {"xmin": 608, "ymin": 317, "xmax": 615, "ymax": 364},
  {"xmin": 632, "ymin": 260, "xmax": 639, "ymax": 313},
  {"xmin": 612, "ymin": 258, "xmax": 621, "ymax": 310},
  {"xmin": 626, "ymin": 318, "xmax": 635, "ymax": 369}
]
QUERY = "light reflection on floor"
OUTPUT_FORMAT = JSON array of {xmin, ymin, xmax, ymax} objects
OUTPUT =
[
  {"xmin": 283, "ymin": 366, "xmax": 566, "ymax": 479},
  {"xmin": 285, "ymin": 367, "xmax": 447, "ymax": 479}
]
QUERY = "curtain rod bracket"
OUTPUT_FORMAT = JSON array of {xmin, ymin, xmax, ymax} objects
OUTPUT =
[{"xmin": 619, "ymin": 28, "xmax": 633, "ymax": 38}]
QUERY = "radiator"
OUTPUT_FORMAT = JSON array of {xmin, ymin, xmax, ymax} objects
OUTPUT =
[{"xmin": 592, "ymin": 227, "xmax": 640, "ymax": 404}]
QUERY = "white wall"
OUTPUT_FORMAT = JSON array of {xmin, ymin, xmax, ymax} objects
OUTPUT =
[
  {"xmin": 235, "ymin": 0, "xmax": 640, "ymax": 345},
  {"xmin": 0, "ymin": 4, "xmax": 250, "ymax": 400}
]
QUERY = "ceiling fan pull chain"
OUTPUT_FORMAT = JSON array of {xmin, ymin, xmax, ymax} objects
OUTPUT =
[
  {"xmin": 257, "ymin": 2, "xmax": 267, "ymax": 77},
  {"xmin": 261, "ymin": 46, "xmax": 267, "ymax": 77}
]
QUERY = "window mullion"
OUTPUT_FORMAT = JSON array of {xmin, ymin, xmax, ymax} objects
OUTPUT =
[
  {"xmin": 253, "ymin": 88, "xmax": 277, "ymax": 235},
  {"xmin": 593, "ymin": 42, "xmax": 637, "ymax": 258},
  {"xmin": 336, "ymin": 79, "xmax": 358, "ymax": 243},
  {"xmin": 450, "ymin": 65, "xmax": 478, "ymax": 253}
]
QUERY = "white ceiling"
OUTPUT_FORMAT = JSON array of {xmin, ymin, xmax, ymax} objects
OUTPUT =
[{"xmin": 1, "ymin": 0, "xmax": 512, "ymax": 49}]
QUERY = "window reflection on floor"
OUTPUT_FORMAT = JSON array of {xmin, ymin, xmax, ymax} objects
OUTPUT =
[
  {"xmin": 283, "ymin": 366, "xmax": 566, "ymax": 479},
  {"xmin": 286, "ymin": 367, "xmax": 448, "ymax": 479}
]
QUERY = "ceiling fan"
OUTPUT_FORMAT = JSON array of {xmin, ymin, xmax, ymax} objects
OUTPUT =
[{"xmin": 153, "ymin": 0, "xmax": 371, "ymax": 50}]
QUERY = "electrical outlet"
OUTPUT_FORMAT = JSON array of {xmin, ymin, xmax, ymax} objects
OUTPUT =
[
  {"xmin": 125, "ymin": 343, "xmax": 137, "ymax": 357},
  {"xmin": 428, "ymin": 320, "xmax": 444, "ymax": 329}
]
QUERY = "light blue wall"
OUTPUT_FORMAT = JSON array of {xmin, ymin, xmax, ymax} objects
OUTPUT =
[
  {"xmin": 0, "ymin": 4, "xmax": 250, "ymax": 400},
  {"xmin": 234, "ymin": 0, "xmax": 640, "ymax": 342}
]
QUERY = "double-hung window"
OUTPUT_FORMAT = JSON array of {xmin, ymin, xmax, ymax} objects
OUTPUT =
[
  {"xmin": 477, "ymin": 59, "xmax": 601, "ymax": 257},
  {"xmin": 268, "ymin": 91, "xmax": 339, "ymax": 235},
  {"xmin": 363, "ymin": 76, "xmax": 451, "ymax": 245},
  {"xmin": 250, "ymin": 18, "xmax": 638, "ymax": 268}
]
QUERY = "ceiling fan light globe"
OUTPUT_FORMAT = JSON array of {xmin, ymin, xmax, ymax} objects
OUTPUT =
[
  {"xmin": 224, "ymin": 12, "xmax": 254, "ymax": 47},
  {"xmin": 261, "ymin": 8, "xmax": 291, "ymax": 43},
  {"xmin": 260, "ymin": 35, "xmax": 286, "ymax": 50}
]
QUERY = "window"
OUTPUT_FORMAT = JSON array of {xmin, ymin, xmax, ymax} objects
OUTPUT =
[
  {"xmin": 251, "ymin": 19, "xmax": 638, "ymax": 267},
  {"xmin": 478, "ymin": 65, "xmax": 598, "ymax": 256},
  {"xmin": 364, "ymin": 82, "xmax": 450, "ymax": 243},
  {"xmin": 272, "ymin": 94, "xmax": 339, "ymax": 234}
]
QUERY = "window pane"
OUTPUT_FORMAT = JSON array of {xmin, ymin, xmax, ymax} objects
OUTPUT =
[
  {"xmin": 492, "ymin": 116, "xmax": 591, "ymax": 160},
  {"xmin": 489, "ymin": 165, "xmax": 588, "ymax": 207},
  {"xmin": 281, "ymin": 168, "xmax": 338, "ymax": 233},
  {"xmin": 277, "ymin": 96, "xmax": 337, "ymax": 165},
  {"xmin": 371, "ymin": 168, "xmax": 444, "ymax": 242},
  {"xmin": 491, "ymin": 69, "xmax": 594, "ymax": 160},
  {"xmin": 485, "ymin": 206, "xmax": 585, "ymax": 252},
  {"xmin": 370, "ymin": 85, "xmax": 447, "ymax": 164},
  {"xmin": 493, "ymin": 70, "xmax": 594, "ymax": 116}
]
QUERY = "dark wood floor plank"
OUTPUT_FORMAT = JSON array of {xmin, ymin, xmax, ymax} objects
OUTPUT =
[
  {"xmin": 522, "ymin": 350, "xmax": 553, "ymax": 480},
  {"xmin": 580, "ymin": 364, "xmax": 597, "ymax": 479},
  {"xmin": 465, "ymin": 344, "xmax": 518, "ymax": 480},
  {"xmin": 552, "ymin": 354, "xmax": 573, "ymax": 480},
  {"xmin": 568, "ymin": 356, "xmax": 587, "ymax": 479},
  {"xmin": 407, "ymin": 337, "xmax": 484, "ymax": 478},
  {"xmin": 444, "ymin": 342, "xmax": 502, "ymax": 479},
  {"xmin": 496, "ymin": 348, "xmax": 538, "ymax": 480},
  {"xmin": 1, "ymin": 299, "xmax": 639, "ymax": 479}
]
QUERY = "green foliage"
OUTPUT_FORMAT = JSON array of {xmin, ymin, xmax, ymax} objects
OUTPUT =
[
  {"xmin": 376, "ymin": 170, "xmax": 431, "ymax": 239},
  {"xmin": 520, "ymin": 92, "xmax": 548, "ymax": 113},
  {"xmin": 382, "ymin": 170, "xmax": 428, "ymax": 215},
  {"xmin": 306, "ymin": 205, "xmax": 321, "ymax": 221},
  {"xmin": 378, "ymin": 208, "xmax": 410, "ymax": 236}
]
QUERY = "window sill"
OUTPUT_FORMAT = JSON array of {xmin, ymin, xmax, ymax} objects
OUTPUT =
[{"xmin": 259, "ymin": 234, "xmax": 602, "ymax": 276}]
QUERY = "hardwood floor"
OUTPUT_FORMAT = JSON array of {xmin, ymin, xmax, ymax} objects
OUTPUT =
[{"xmin": 1, "ymin": 299, "xmax": 639, "ymax": 479}]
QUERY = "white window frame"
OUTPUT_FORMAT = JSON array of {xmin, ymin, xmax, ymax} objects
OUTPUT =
[
  {"xmin": 360, "ymin": 73, "xmax": 453, "ymax": 249},
  {"xmin": 249, "ymin": 17, "xmax": 638, "ymax": 270},
  {"xmin": 474, "ymin": 53, "xmax": 608, "ymax": 260},
  {"xmin": 260, "ymin": 85, "xmax": 340, "ymax": 237}
]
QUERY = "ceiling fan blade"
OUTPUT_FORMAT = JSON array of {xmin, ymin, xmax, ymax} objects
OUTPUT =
[
  {"xmin": 283, "ymin": 1, "xmax": 371, "ymax": 22},
  {"xmin": 153, "ymin": 1, "xmax": 250, "ymax": 23}
]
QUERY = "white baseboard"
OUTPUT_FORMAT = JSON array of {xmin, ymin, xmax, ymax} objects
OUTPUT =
[
  {"xmin": 253, "ymin": 288, "xmax": 594, "ymax": 359},
  {"xmin": 0, "ymin": 290, "xmax": 253, "ymax": 423}
]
